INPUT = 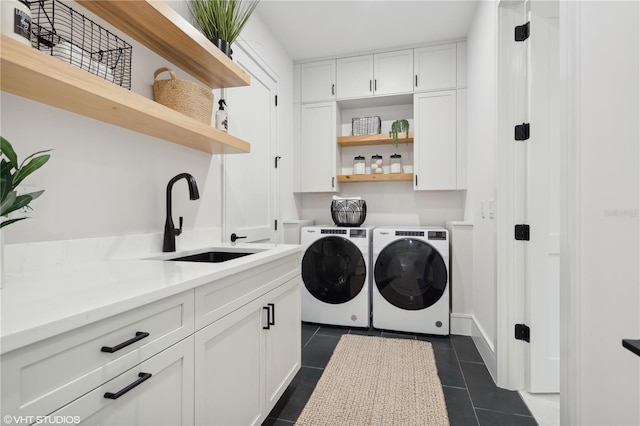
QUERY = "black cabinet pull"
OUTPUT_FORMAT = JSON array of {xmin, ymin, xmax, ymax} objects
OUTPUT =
[
  {"xmin": 101, "ymin": 332, "xmax": 149, "ymax": 353},
  {"xmin": 369, "ymin": 80, "xmax": 372, "ymax": 92},
  {"xmin": 415, "ymin": 75, "xmax": 418, "ymax": 87},
  {"xmin": 263, "ymin": 306, "xmax": 271, "ymax": 330},
  {"xmin": 268, "ymin": 303, "xmax": 275, "ymax": 326},
  {"xmin": 415, "ymin": 175, "xmax": 418, "ymax": 186},
  {"xmin": 332, "ymin": 177, "xmax": 335, "ymax": 188},
  {"xmin": 331, "ymin": 84, "xmax": 335, "ymax": 96},
  {"xmin": 374, "ymin": 79, "xmax": 377, "ymax": 91},
  {"xmin": 104, "ymin": 372, "xmax": 152, "ymax": 400}
]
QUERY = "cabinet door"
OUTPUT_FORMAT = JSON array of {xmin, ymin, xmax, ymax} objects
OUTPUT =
[
  {"xmin": 414, "ymin": 91, "xmax": 457, "ymax": 190},
  {"xmin": 299, "ymin": 102, "xmax": 339, "ymax": 192},
  {"xmin": 263, "ymin": 278, "xmax": 301, "ymax": 410},
  {"xmin": 336, "ymin": 54, "xmax": 373, "ymax": 99},
  {"xmin": 194, "ymin": 297, "xmax": 264, "ymax": 426},
  {"xmin": 301, "ymin": 60, "xmax": 336, "ymax": 103},
  {"xmin": 456, "ymin": 89, "xmax": 467, "ymax": 189},
  {"xmin": 414, "ymin": 44, "xmax": 457, "ymax": 92},
  {"xmin": 50, "ymin": 337, "xmax": 194, "ymax": 426},
  {"xmin": 373, "ymin": 49, "xmax": 414, "ymax": 96}
]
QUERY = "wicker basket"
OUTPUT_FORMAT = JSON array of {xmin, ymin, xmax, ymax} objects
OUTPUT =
[{"xmin": 153, "ymin": 67, "xmax": 213, "ymax": 124}]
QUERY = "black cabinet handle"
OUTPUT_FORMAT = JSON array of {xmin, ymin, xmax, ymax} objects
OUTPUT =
[
  {"xmin": 332, "ymin": 177, "xmax": 335, "ymax": 188},
  {"xmin": 263, "ymin": 306, "xmax": 271, "ymax": 330},
  {"xmin": 415, "ymin": 175, "xmax": 418, "ymax": 186},
  {"xmin": 230, "ymin": 233, "xmax": 247, "ymax": 243},
  {"xmin": 268, "ymin": 303, "xmax": 275, "ymax": 326},
  {"xmin": 101, "ymin": 332, "xmax": 149, "ymax": 353},
  {"xmin": 369, "ymin": 80, "xmax": 372, "ymax": 92},
  {"xmin": 415, "ymin": 75, "xmax": 418, "ymax": 87},
  {"xmin": 622, "ymin": 339, "xmax": 640, "ymax": 357},
  {"xmin": 374, "ymin": 79, "xmax": 377, "ymax": 91},
  {"xmin": 104, "ymin": 372, "xmax": 152, "ymax": 400},
  {"xmin": 331, "ymin": 84, "xmax": 335, "ymax": 96}
]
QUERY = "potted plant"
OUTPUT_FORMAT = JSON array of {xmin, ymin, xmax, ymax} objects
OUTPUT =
[
  {"xmin": 389, "ymin": 119, "xmax": 410, "ymax": 147},
  {"xmin": 1, "ymin": 137, "xmax": 51, "ymax": 228},
  {"xmin": 190, "ymin": 0, "xmax": 261, "ymax": 59}
]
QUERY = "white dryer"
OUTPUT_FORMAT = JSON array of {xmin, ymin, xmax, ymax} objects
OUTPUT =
[
  {"xmin": 300, "ymin": 226, "xmax": 373, "ymax": 328},
  {"xmin": 372, "ymin": 226, "xmax": 449, "ymax": 335}
]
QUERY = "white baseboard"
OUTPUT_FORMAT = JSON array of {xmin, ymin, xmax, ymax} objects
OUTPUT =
[
  {"xmin": 472, "ymin": 316, "xmax": 498, "ymax": 383},
  {"xmin": 450, "ymin": 313, "xmax": 473, "ymax": 336}
]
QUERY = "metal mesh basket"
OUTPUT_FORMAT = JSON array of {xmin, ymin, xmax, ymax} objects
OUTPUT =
[
  {"xmin": 331, "ymin": 199, "xmax": 367, "ymax": 227},
  {"xmin": 29, "ymin": 0, "xmax": 133, "ymax": 89},
  {"xmin": 352, "ymin": 116, "xmax": 381, "ymax": 136}
]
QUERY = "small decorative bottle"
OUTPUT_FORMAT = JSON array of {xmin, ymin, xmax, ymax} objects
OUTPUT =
[
  {"xmin": 1, "ymin": 0, "xmax": 32, "ymax": 46},
  {"xmin": 215, "ymin": 99, "xmax": 228, "ymax": 132}
]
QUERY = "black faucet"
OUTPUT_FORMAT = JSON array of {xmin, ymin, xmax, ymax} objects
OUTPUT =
[{"xmin": 163, "ymin": 173, "xmax": 200, "ymax": 252}]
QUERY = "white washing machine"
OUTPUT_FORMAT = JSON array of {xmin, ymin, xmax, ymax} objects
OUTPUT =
[
  {"xmin": 372, "ymin": 226, "xmax": 449, "ymax": 335},
  {"xmin": 300, "ymin": 226, "xmax": 373, "ymax": 328}
]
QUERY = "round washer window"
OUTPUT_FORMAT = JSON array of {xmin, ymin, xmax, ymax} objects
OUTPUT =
[
  {"xmin": 302, "ymin": 236, "xmax": 366, "ymax": 304},
  {"xmin": 374, "ymin": 238, "xmax": 447, "ymax": 310}
]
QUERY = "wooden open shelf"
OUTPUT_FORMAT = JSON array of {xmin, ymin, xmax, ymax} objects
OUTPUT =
[
  {"xmin": 0, "ymin": 36, "xmax": 250, "ymax": 154},
  {"xmin": 337, "ymin": 132, "xmax": 413, "ymax": 147},
  {"xmin": 337, "ymin": 173, "xmax": 414, "ymax": 183},
  {"xmin": 77, "ymin": 0, "xmax": 250, "ymax": 89}
]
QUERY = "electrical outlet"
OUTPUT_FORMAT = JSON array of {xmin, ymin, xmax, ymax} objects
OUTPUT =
[{"xmin": 7, "ymin": 185, "xmax": 39, "ymax": 220}]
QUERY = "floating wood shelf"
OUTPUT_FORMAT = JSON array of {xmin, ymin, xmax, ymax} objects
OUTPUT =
[
  {"xmin": 77, "ymin": 0, "xmax": 250, "ymax": 89},
  {"xmin": 0, "ymin": 36, "xmax": 250, "ymax": 154},
  {"xmin": 337, "ymin": 173, "xmax": 414, "ymax": 183},
  {"xmin": 337, "ymin": 132, "xmax": 413, "ymax": 147}
]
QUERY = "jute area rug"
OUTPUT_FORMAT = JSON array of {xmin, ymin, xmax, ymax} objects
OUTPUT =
[{"xmin": 295, "ymin": 334, "xmax": 450, "ymax": 426}]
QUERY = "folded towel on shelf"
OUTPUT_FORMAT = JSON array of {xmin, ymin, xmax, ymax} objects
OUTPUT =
[{"xmin": 51, "ymin": 41, "xmax": 115, "ymax": 82}]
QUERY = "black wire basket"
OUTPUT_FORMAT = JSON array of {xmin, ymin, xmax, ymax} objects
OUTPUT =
[
  {"xmin": 331, "ymin": 199, "xmax": 367, "ymax": 227},
  {"xmin": 29, "ymin": 0, "xmax": 132, "ymax": 89}
]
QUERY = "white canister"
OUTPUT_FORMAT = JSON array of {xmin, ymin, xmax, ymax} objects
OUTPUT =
[
  {"xmin": 1, "ymin": 0, "xmax": 31, "ymax": 46},
  {"xmin": 390, "ymin": 154, "xmax": 402, "ymax": 174},
  {"xmin": 370, "ymin": 154, "xmax": 383, "ymax": 174},
  {"xmin": 353, "ymin": 156, "xmax": 366, "ymax": 175}
]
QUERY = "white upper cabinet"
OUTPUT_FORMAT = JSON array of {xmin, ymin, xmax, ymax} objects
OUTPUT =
[
  {"xmin": 374, "ymin": 49, "xmax": 414, "ymax": 96},
  {"xmin": 413, "ymin": 90, "xmax": 457, "ymax": 190},
  {"xmin": 336, "ymin": 50, "xmax": 413, "ymax": 100},
  {"xmin": 414, "ymin": 43, "xmax": 457, "ymax": 92},
  {"xmin": 301, "ymin": 60, "xmax": 336, "ymax": 103},
  {"xmin": 299, "ymin": 102, "xmax": 340, "ymax": 192},
  {"xmin": 336, "ymin": 55, "xmax": 374, "ymax": 99}
]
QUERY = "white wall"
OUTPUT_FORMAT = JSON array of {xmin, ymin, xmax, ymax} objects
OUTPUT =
[
  {"xmin": 465, "ymin": 0, "xmax": 498, "ymax": 375},
  {"xmin": 1, "ymin": 2, "xmax": 294, "ymax": 249},
  {"xmin": 562, "ymin": 1, "xmax": 640, "ymax": 424}
]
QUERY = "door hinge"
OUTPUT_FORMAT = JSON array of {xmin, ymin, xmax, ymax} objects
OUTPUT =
[
  {"xmin": 515, "ymin": 324, "xmax": 530, "ymax": 342},
  {"xmin": 515, "ymin": 224, "xmax": 530, "ymax": 241},
  {"xmin": 275, "ymin": 156, "xmax": 281, "ymax": 168},
  {"xmin": 515, "ymin": 22, "xmax": 530, "ymax": 42},
  {"xmin": 515, "ymin": 123, "xmax": 530, "ymax": 141},
  {"xmin": 274, "ymin": 219, "xmax": 278, "ymax": 231},
  {"xmin": 275, "ymin": 95, "xmax": 278, "ymax": 106}
]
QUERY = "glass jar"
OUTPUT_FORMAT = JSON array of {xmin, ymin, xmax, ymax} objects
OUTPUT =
[
  {"xmin": 353, "ymin": 155, "xmax": 366, "ymax": 175},
  {"xmin": 390, "ymin": 154, "xmax": 402, "ymax": 174},
  {"xmin": 370, "ymin": 154, "xmax": 383, "ymax": 174}
]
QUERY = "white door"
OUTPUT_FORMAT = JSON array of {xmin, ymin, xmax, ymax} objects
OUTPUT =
[
  {"xmin": 223, "ymin": 45, "xmax": 278, "ymax": 243},
  {"xmin": 525, "ymin": 0, "xmax": 560, "ymax": 393},
  {"xmin": 373, "ymin": 49, "xmax": 413, "ymax": 96},
  {"xmin": 299, "ymin": 102, "xmax": 338, "ymax": 192}
]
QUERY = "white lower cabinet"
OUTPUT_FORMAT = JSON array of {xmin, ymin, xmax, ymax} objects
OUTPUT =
[
  {"xmin": 51, "ymin": 337, "xmax": 195, "ymax": 425},
  {"xmin": 194, "ymin": 278, "xmax": 301, "ymax": 426}
]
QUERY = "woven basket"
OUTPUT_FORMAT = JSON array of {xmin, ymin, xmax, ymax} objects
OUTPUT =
[{"xmin": 153, "ymin": 67, "xmax": 213, "ymax": 124}]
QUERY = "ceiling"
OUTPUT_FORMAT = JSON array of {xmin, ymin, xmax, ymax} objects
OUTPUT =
[{"xmin": 255, "ymin": 0, "xmax": 479, "ymax": 62}]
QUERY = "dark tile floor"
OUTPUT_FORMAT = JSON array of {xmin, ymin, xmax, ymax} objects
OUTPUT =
[{"xmin": 263, "ymin": 323, "xmax": 538, "ymax": 426}]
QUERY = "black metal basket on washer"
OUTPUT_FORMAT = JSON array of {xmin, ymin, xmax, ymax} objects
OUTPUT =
[{"xmin": 330, "ymin": 199, "xmax": 367, "ymax": 227}]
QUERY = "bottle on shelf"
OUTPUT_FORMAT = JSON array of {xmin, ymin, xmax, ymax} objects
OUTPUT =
[
  {"xmin": 215, "ymin": 99, "xmax": 228, "ymax": 132},
  {"xmin": 390, "ymin": 154, "xmax": 402, "ymax": 174},
  {"xmin": 353, "ymin": 155, "xmax": 366, "ymax": 175},
  {"xmin": 371, "ymin": 154, "xmax": 383, "ymax": 174}
]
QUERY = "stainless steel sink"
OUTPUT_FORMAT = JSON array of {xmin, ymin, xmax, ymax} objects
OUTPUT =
[{"xmin": 167, "ymin": 251, "xmax": 255, "ymax": 263}]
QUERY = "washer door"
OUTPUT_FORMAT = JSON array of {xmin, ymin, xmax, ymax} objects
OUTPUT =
[
  {"xmin": 374, "ymin": 238, "xmax": 447, "ymax": 310},
  {"xmin": 302, "ymin": 236, "xmax": 366, "ymax": 304}
]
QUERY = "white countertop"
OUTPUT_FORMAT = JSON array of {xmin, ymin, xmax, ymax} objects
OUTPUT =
[{"xmin": 0, "ymin": 243, "xmax": 301, "ymax": 354}]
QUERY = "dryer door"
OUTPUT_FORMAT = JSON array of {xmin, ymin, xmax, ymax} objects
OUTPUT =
[
  {"xmin": 374, "ymin": 238, "xmax": 447, "ymax": 310},
  {"xmin": 302, "ymin": 236, "xmax": 366, "ymax": 304}
]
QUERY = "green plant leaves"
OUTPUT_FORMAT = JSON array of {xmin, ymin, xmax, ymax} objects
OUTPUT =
[
  {"xmin": 190, "ymin": 0, "xmax": 260, "ymax": 43},
  {"xmin": 0, "ymin": 136, "xmax": 50, "ymax": 228}
]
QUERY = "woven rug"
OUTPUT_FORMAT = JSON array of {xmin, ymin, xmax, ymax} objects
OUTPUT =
[{"xmin": 295, "ymin": 334, "xmax": 449, "ymax": 426}]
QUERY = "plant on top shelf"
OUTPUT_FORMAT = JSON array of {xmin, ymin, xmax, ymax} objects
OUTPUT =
[
  {"xmin": 389, "ymin": 119, "xmax": 410, "ymax": 147},
  {"xmin": 190, "ymin": 0, "xmax": 261, "ymax": 59},
  {"xmin": 1, "ymin": 137, "xmax": 51, "ymax": 229}
]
